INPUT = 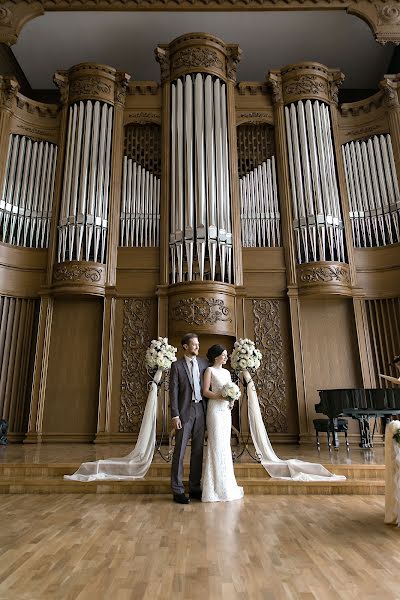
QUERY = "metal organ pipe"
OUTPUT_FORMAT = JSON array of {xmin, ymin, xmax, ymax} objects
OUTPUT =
[
  {"xmin": 239, "ymin": 157, "xmax": 281, "ymax": 248},
  {"xmin": 342, "ymin": 134, "xmax": 400, "ymax": 247},
  {"xmin": 58, "ymin": 100, "xmax": 114, "ymax": 263},
  {"xmin": 169, "ymin": 73, "xmax": 233, "ymax": 283},
  {"xmin": 284, "ymin": 100, "xmax": 345, "ymax": 264},
  {"xmin": 0, "ymin": 134, "xmax": 58, "ymax": 248},
  {"xmin": 120, "ymin": 158, "xmax": 161, "ymax": 249}
]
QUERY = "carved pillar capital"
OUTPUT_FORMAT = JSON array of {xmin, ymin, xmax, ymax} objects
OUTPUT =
[
  {"xmin": 267, "ymin": 72, "xmax": 283, "ymax": 106},
  {"xmin": 154, "ymin": 47, "xmax": 170, "ymax": 84},
  {"xmin": 156, "ymin": 33, "xmax": 240, "ymax": 84},
  {"xmin": 54, "ymin": 63, "xmax": 126, "ymax": 106},
  {"xmin": 114, "ymin": 72, "xmax": 131, "ymax": 107},
  {"xmin": 53, "ymin": 71, "xmax": 69, "ymax": 105},
  {"xmin": 0, "ymin": 75, "xmax": 19, "ymax": 112},
  {"xmin": 269, "ymin": 63, "xmax": 344, "ymax": 106},
  {"xmin": 329, "ymin": 71, "xmax": 345, "ymax": 105},
  {"xmin": 380, "ymin": 76, "xmax": 400, "ymax": 109},
  {"xmin": 226, "ymin": 45, "xmax": 242, "ymax": 83}
]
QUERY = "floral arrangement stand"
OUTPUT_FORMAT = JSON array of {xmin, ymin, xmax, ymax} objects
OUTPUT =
[{"xmin": 385, "ymin": 420, "xmax": 400, "ymax": 526}]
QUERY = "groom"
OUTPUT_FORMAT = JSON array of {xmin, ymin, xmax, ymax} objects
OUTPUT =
[{"xmin": 170, "ymin": 333, "xmax": 208, "ymax": 504}]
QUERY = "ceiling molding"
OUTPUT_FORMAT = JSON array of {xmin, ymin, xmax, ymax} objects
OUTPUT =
[{"xmin": 0, "ymin": 1, "xmax": 399, "ymax": 47}]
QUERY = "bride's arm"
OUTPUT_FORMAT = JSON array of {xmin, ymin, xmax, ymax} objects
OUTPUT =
[{"xmin": 202, "ymin": 367, "xmax": 223, "ymax": 400}]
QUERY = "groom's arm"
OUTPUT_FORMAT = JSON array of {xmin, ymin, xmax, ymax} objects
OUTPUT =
[{"xmin": 169, "ymin": 361, "xmax": 180, "ymax": 420}]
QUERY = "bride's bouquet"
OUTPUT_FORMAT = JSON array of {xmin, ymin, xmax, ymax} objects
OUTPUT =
[
  {"xmin": 145, "ymin": 337, "xmax": 177, "ymax": 371},
  {"xmin": 230, "ymin": 338, "xmax": 262, "ymax": 373},
  {"xmin": 222, "ymin": 381, "xmax": 241, "ymax": 410}
]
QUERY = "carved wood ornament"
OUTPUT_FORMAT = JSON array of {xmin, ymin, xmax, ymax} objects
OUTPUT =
[
  {"xmin": 170, "ymin": 297, "xmax": 232, "ymax": 326},
  {"xmin": 253, "ymin": 299, "xmax": 287, "ymax": 433},
  {"xmin": 119, "ymin": 298, "xmax": 153, "ymax": 433},
  {"xmin": 0, "ymin": 1, "xmax": 400, "ymax": 47}
]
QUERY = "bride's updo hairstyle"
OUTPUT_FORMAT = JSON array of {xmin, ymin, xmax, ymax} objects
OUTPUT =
[{"xmin": 206, "ymin": 344, "xmax": 226, "ymax": 364}]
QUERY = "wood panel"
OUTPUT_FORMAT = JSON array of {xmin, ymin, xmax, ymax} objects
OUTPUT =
[
  {"xmin": 300, "ymin": 297, "xmax": 363, "ymax": 440},
  {"xmin": 244, "ymin": 297, "xmax": 298, "ymax": 442},
  {"xmin": 354, "ymin": 245, "xmax": 400, "ymax": 298},
  {"xmin": 116, "ymin": 247, "xmax": 159, "ymax": 296},
  {"xmin": 42, "ymin": 297, "xmax": 103, "ymax": 438},
  {"xmin": 0, "ymin": 243, "xmax": 47, "ymax": 297},
  {"xmin": 242, "ymin": 247, "xmax": 287, "ymax": 298},
  {"xmin": 365, "ymin": 298, "xmax": 400, "ymax": 388}
]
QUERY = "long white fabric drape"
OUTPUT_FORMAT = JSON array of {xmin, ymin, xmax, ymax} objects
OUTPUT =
[
  {"xmin": 65, "ymin": 369, "xmax": 163, "ymax": 482},
  {"xmin": 243, "ymin": 370, "xmax": 346, "ymax": 481},
  {"xmin": 65, "ymin": 367, "xmax": 347, "ymax": 483},
  {"xmin": 384, "ymin": 420, "xmax": 400, "ymax": 526}
]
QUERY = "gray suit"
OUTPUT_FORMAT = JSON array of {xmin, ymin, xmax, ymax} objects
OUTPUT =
[{"xmin": 170, "ymin": 356, "xmax": 208, "ymax": 495}]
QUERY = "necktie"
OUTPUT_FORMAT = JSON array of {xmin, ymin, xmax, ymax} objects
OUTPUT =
[{"xmin": 191, "ymin": 359, "xmax": 202, "ymax": 402}]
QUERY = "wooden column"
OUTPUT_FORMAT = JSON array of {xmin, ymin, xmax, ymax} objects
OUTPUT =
[{"xmin": 96, "ymin": 72, "xmax": 130, "ymax": 443}]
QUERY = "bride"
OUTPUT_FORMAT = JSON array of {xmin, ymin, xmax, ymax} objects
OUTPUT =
[{"xmin": 201, "ymin": 344, "xmax": 244, "ymax": 503}]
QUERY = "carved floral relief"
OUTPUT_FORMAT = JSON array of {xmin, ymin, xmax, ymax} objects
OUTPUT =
[
  {"xmin": 252, "ymin": 299, "xmax": 287, "ymax": 433},
  {"xmin": 119, "ymin": 298, "xmax": 154, "ymax": 433}
]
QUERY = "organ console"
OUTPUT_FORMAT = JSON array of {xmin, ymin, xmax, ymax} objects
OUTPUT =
[{"xmin": 316, "ymin": 389, "xmax": 400, "ymax": 448}]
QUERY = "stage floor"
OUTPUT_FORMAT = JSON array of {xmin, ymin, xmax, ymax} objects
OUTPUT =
[{"xmin": 0, "ymin": 442, "xmax": 385, "ymax": 466}]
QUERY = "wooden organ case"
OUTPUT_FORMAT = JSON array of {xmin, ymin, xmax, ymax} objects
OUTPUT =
[{"xmin": 0, "ymin": 33, "xmax": 399, "ymax": 446}]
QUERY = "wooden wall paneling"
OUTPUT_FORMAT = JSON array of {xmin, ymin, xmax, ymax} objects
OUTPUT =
[
  {"xmin": 300, "ymin": 297, "xmax": 363, "ymax": 443},
  {"xmin": 242, "ymin": 248, "xmax": 287, "ymax": 298},
  {"xmin": 118, "ymin": 297, "xmax": 157, "ymax": 438},
  {"xmin": 26, "ymin": 296, "xmax": 53, "ymax": 442},
  {"xmin": 41, "ymin": 298, "xmax": 103, "ymax": 441},
  {"xmin": 244, "ymin": 297, "xmax": 298, "ymax": 442},
  {"xmin": 365, "ymin": 298, "xmax": 400, "ymax": 388}
]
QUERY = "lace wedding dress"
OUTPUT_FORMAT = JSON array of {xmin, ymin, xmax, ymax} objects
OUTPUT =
[{"xmin": 202, "ymin": 367, "xmax": 244, "ymax": 503}]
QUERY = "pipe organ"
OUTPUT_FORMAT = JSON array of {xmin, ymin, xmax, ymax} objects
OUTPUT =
[
  {"xmin": 238, "ymin": 124, "xmax": 281, "ymax": 248},
  {"xmin": 1, "ymin": 135, "xmax": 58, "ymax": 248},
  {"xmin": 120, "ymin": 124, "xmax": 161, "ymax": 248},
  {"xmin": 0, "ymin": 35, "xmax": 399, "ymax": 445},
  {"xmin": 169, "ymin": 72, "xmax": 232, "ymax": 283},
  {"xmin": 58, "ymin": 100, "xmax": 114, "ymax": 263},
  {"xmin": 342, "ymin": 134, "xmax": 400, "ymax": 248}
]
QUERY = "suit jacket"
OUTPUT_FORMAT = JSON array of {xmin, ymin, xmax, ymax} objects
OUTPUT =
[{"xmin": 169, "ymin": 356, "xmax": 209, "ymax": 424}]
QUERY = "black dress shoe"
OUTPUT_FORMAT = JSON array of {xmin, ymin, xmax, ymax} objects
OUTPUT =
[
  {"xmin": 173, "ymin": 493, "xmax": 190, "ymax": 504},
  {"xmin": 189, "ymin": 490, "xmax": 202, "ymax": 500}
]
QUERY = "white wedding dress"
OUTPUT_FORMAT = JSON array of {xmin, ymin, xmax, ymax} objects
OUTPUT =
[{"xmin": 202, "ymin": 367, "xmax": 244, "ymax": 503}]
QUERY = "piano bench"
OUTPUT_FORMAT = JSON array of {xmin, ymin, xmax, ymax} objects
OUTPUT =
[{"xmin": 313, "ymin": 418, "xmax": 349, "ymax": 451}]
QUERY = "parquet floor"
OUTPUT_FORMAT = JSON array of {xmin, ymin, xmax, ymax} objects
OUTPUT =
[{"xmin": 0, "ymin": 494, "xmax": 398, "ymax": 600}]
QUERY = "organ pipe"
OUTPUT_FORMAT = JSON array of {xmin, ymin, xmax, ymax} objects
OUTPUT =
[
  {"xmin": 58, "ymin": 100, "xmax": 114, "ymax": 263},
  {"xmin": 170, "ymin": 74, "xmax": 233, "ymax": 283},
  {"xmin": 284, "ymin": 100, "xmax": 345, "ymax": 264},
  {"xmin": 342, "ymin": 134, "xmax": 400, "ymax": 248},
  {"xmin": 0, "ymin": 135, "xmax": 58, "ymax": 248}
]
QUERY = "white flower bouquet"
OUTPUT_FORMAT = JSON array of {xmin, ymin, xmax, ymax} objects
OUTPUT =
[
  {"xmin": 230, "ymin": 338, "xmax": 262, "ymax": 373},
  {"xmin": 221, "ymin": 381, "xmax": 241, "ymax": 410},
  {"xmin": 393, "ymin": 422, "xmax": 400, "ymax": 445},
  {"xmin": 145, "ymin": 337, "xmax": 177, "ymax": 371}
]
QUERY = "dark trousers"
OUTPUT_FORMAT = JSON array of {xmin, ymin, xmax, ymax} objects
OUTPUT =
[{"xmin": 171, "ymin": 402, "xmax": 205, "ymax": 495}]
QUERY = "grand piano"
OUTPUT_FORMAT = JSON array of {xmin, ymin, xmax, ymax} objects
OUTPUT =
[{"xmin": 315, "ymin": 388, "xmax": 400, "ymax": 448}]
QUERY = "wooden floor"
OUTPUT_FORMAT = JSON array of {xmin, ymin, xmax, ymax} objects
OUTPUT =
[{"xmin": 0, "ymin": 493, "xmax": 398, "ymax": 600}]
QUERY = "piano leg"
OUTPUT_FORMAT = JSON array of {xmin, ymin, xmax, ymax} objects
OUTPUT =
[
  {"xmin": 330, "ymin": 418, "xmax": 340, "ymax": 450},
  {"xmin": 354, "ymin": 415, "xmax": 373, "ymax": 448}
]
